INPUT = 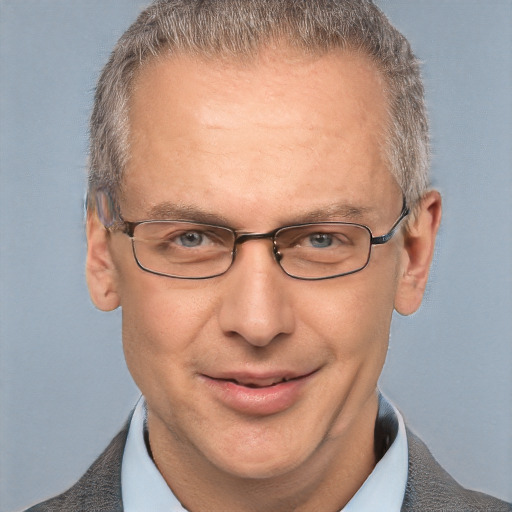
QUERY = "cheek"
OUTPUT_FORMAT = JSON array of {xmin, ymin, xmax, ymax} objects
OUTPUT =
[
  {"xmin": 119, "ymin": 274, "xmax": 217, "ymax": 388},
  {"xmin": 303, "ymin": 273, "xmax": 396, "ymax": 343},
  {"xmin": 296, "ymin": 253, "xmax": 401, "ymax": 387},
  {"xmin": 121, "ymin": 265, "xmax": 213, "ymax": 338}
]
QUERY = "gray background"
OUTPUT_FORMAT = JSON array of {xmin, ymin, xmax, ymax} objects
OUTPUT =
[{"xmin": 0, "ymin": 1, "xmax": 511, "ymax": 510}]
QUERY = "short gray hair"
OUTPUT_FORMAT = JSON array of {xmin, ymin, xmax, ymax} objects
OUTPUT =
[{"xmin": 89, "ymin": 0, "xmax": 429, "ymax": 215}]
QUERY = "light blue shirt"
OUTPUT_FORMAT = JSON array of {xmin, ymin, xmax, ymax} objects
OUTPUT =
[{"xmin": 121, "ymin": 395, "xmax": 408, "ymax": 511}]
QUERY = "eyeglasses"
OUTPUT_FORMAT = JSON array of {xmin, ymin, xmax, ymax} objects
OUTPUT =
[{"xmin": 110, "ymin": 203, "xmax": 409, "ymax": 280}]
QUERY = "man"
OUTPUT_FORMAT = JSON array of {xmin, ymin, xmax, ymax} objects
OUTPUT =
[{"xmin": 24, "ymin": 1, "xmax": 511, "ymax": 511}]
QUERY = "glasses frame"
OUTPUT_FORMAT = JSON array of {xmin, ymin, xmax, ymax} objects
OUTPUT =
[{"xmin": 112, "ymin": 201, "xmax": 410, "ymax": 281}]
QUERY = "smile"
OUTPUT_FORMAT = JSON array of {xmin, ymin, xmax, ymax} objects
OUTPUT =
[
  {"xmin": 220, "ymin": 376, "xmax": 294, "ymax": 388},
  {"xmin": 200, "ymin": 370, "xmax": 318, "ymax": 415}
]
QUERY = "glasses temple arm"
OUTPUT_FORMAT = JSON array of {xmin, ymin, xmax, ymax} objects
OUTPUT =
[{"xmin": 371, "ymin": 203, "xmax": 409, "ymax": 245}]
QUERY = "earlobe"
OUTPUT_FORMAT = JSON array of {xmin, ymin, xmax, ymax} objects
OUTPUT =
[
  {"xmin": 394, "ymin": 190, "xmax": 442, "ymax": 316},
  {"xmin": 85, "ymin": 210, "xmax": 121, "ymax": 311}
]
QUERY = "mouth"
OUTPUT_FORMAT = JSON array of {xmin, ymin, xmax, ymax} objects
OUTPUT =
[
  {"xmin": 216, "ymin": 374, "xmax": 311, "ymax": 388},
  {"xmin": 200, "ymin": 369, "xmax": 318, "ymax": 415}
]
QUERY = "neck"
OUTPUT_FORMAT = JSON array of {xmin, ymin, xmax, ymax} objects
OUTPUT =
[{"xmin": 148, "ymin": 394, "xmax": 379, "ymax": 512}]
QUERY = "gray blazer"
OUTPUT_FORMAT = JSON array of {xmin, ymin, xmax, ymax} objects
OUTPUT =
[{"xmin": 25, "ymin": 423, "xmax": 511, "ymax": 512}]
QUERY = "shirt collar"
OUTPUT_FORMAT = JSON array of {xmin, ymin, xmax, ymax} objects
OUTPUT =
[
  {"xmin": 341, "ymin": 394, "xmax": 408, "ymax": 511},
  {"xmin": 121, "ymin": 393, "xmax": 408, "ymax": 512},
  {"xmin": 121, "ymin": 397, "xmax": 184, "ymax": 512}
]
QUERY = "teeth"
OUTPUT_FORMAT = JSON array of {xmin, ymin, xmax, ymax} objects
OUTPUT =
[{"xmin": 235, "ymin": 377, "xmax": 288, "ymax": 388}]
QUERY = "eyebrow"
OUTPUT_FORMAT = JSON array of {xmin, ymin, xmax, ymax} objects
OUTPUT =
[
  {"xmin": 294, "ymin": 203, "xmax": 375, "ymax": 223},
  {"xmin": 146, "ymin": 202, "xmax": 232, "ymax": 226},
  {"xmin": 144, "ymin": 201, "xmax": 375, "ymax": 227}
]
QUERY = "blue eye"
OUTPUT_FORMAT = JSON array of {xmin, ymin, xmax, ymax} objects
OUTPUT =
[
  {"xmin": 178, "ymin": 232, "xmax": 204, "ymax": 247},
  {"xmin": 309, "ymin": 233, "xmax": 333, "ymax": 248}
]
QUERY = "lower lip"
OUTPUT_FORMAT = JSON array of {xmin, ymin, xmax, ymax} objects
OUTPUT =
[{"xmin": 200, "ymin": 373, "xmax": 315, "ymax": 416}]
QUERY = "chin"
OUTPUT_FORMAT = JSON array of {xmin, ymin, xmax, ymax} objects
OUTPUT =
[
  {"xmin": 217, "ymin": 453, "xmax": 305, "ymax": 481},
  {"xmin": 203, "ymin": 433, "xmax": 315, "ymax": 481}
]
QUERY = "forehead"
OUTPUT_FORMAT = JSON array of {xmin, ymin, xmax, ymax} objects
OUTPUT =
[
  {"xmin": 129, "ymin": 47, "xmax": 389, "ymax": 142},
  {"xmin": 123, "ymin": 47, "xmax": 398, "ymax": 227}
]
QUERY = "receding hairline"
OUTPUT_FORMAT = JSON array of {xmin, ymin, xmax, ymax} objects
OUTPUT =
[
  {"xmin": 89, "ymin": 0, "xmax": 430, "ymax": 218},
  {"xmin": 129, "ymin": 33, "xmax": 392, "ymax": 94},
  {"xmin": 122, "ymin": 41, "xmax": 396, "ymax": 197}
]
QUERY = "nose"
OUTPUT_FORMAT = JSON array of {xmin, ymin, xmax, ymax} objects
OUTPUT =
[{"xmin": 218, "ymin": 240, "xmax": 295, "ymax": 347}]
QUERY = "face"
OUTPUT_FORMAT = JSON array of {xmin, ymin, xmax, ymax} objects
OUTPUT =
[{"xmin": 91, "ymin": 48, "xmax": 416, "ymax": 480}]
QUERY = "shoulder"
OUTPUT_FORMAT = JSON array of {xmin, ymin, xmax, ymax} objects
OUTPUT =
[
  {"xmin": 23, "ymin": 423, "xmax": 129, "ymax": 512},
  {"xmin": 403, "ymin": 427, "xmax": 511, "ymax": 512}
]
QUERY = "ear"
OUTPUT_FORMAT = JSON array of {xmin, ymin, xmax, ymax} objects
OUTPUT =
[
  {"xmin": 394, "ymin": 190, "xmax": 442, "ymax": 316},
  {"xmin": 85, "ymin": 209, "xmax": 121, "ymax": 311}
]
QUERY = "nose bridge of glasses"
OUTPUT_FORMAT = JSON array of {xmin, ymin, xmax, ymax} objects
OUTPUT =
[
  {"xmin": 233, "ymin": 231, "xmax": 280, "ymax": 262},
  {"xmin": 235, "ymin": 230, "xmax": 278, "ymax": 246}
]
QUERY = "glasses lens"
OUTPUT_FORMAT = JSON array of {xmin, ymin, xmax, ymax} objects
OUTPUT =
[
  {"xmin": 275, "ymin": 223, "xmax": 371, "ymax": 279},
  {"xmin": 132, "ymin": 221, "xmax": 235, "ymax": 278}
]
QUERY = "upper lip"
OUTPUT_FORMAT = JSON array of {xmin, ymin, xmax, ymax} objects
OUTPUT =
[{"xmin": 202, "ymin": 369, "xmax": 318, "ymax": 388}]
